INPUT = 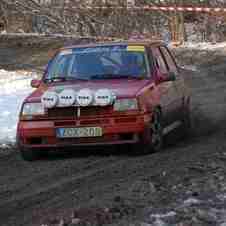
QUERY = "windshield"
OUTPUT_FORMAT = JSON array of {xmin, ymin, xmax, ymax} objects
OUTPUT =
[{"xmin": 46, "ymin": 45, "xmax": 149, "ymax": 81}]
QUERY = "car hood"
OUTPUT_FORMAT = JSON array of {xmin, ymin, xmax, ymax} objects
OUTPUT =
[{"xmin": 26, "ymin": 79, "xmax": 152, "ymax": 102}]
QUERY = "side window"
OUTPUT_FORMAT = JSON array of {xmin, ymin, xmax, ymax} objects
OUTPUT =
[
  {"xmin": 151, "ymin": 47, "xmax": 168, "ymax": 74},
  {"xmin": 48, "ymin": 54, "xmax": 73, "ymax": 77},
  {"xmin": 146, "ymin": 47, "xmax": 155, "ymax": 75},
  {"xmin": 160, "ymin": 46, "xmax": 178, "ymax": 73}
]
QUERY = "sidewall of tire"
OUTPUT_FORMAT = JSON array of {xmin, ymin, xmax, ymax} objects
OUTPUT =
[
  {"xmin": 181, "ymin": 99, "xmax": 192, "ymax": 137},
  {"xmin": 20, "ymin": 148, "xmax": 39, "ymax": 161},
  {"xmin": 150, "ymin": 109, "xmax": 163, "ymax": 153},
  {"xmin": 134, "ymin": 109, "xmax": 163, "ymax": 155}
]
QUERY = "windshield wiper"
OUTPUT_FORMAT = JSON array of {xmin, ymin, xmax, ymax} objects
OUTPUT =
[{"xmin": 90, "ymin": 74, "xmax": 140, "ymax": 79}]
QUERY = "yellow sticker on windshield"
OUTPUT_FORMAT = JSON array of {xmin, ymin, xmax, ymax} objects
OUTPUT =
[{"xmin": 127, "ymin": 46, "xmax": 145, "ymax": 52}]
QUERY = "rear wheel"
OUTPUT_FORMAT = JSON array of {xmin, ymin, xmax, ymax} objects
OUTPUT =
[
  {"xmin": 181, "ymin": 100, "xmax": 191, "ymax": 137},
  {"xmin": 20, "ymin": 148, "xmax": 40, "ymax": 161}
]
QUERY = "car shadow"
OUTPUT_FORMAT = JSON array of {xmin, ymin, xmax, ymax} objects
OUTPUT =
[{"xmin": 39, "ymin": 145, "xmax": 133, "ymax": 161}]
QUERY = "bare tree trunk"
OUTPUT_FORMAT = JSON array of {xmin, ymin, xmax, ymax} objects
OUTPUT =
[
  {"xmin": 0, "ymin": 2, "xmax": 9, "ymax": 31},
  {"xmin": 178, "ymin": 0, "xmax": 186, "ymax": 43},
  {"xmin": 179, "ymin": 10, "xmax": 186, "ymax": 43}
]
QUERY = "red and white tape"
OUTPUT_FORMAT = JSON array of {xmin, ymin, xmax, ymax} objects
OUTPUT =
[{"xmin": 63, "ymin": 5, "xmax": 226, "ymax": 13}]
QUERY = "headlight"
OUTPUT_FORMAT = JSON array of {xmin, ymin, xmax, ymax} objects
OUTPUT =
[
  {"xmin": 22, "ymin": 103, "xmax": 45, "ymax": 116},
  {"xmin": 114, "ymin": 98, "xmax": 138, "ymax": 111}
]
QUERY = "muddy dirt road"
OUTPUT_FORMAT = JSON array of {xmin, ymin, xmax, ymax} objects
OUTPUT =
[{"xmin": 1, "ymin": 46, "xmax": 226, "ymax": 225}]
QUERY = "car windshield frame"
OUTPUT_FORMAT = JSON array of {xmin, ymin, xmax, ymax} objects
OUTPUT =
[{"xmin": 44, "ymin": 45, "xmax": 151, "ymax": 82}]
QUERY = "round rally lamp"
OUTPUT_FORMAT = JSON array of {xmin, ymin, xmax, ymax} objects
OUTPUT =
[
  {"xmin": 59, "ymin": 89, "xmax": 76, "ymax": 107},
  {"xmin": 41, "ymin": 91, "xmax": 59, "ymax": 109},
  {"xmin": 94, "ymin": 89, "xmax": 114, "ymax": 106},
  {"xmin": 76, "ymin": 89, "xmax": 93, "ymax": 107}
]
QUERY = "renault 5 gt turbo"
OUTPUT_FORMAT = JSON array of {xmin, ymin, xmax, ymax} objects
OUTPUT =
[{"xmin": 16, "ymin": 40, "xmax": 191, "ymax": 161}]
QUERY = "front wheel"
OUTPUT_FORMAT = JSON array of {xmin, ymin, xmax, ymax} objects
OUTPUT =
[
  {"xmin": 148, "ymin": 109, "xmax": 163, "ymax": 153},
  {"xmin": 20, "ymin": 148, "xmax": 40, "ymax": 161},
  {"xmin": 132, "ymin": 109, "xmax": 163, "ymax": 155}
]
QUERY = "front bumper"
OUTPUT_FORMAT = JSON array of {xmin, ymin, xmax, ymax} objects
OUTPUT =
[{"xmin": 17, "ymin": 114, "xmax": 152, "ymax": 150}]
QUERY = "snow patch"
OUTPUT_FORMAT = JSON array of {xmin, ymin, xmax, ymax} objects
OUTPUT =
[
  {"xmin": 217, "ymin": 194, "xmax": 226, "ymax": 201},
  {"xmin": 180, "ymin": 42, "xmax": 226, "ymax": 51},
  {"xmin": 152, "ymin": 218, "xmax": 168, "ymax": 226},
  {"xmin": 0, "ymin": 70, "xmax": 36, "ymax": 146},
  {"xmin": 150, "ymin": 211, "xmax": 176, "ymax": 219},
  {"xmin": 181, "ymin": 65, "xmax": 198, "ymax": 72},
  {"xmin": 183, "ymin": 198, "xmax": 201, "ymax": 206}
]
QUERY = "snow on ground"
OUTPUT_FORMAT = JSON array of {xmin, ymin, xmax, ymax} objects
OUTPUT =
[
  {"xmin": 0, "ymin": 70, "xmax": 36, "ymax": 147},
  {"xmin": 181, "ymin": 65, "xmax": 198, "ymax": 71},
  {"xmin": 180, "ymin": 41, "xmax": 226, "ymax": 50}
]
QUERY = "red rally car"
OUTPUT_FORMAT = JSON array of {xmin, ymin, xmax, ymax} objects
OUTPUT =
[{"xmin": 17, "ymin": 40, "xmax": 191, "ymax": 161}]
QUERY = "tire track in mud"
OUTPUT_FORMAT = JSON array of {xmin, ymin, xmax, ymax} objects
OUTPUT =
[
  {"xmin": 0, "ymin": 151, "xmax": 134, "ymax": 224},
  {"xmin": 0, "ymin": 156, "xmax": 113, "ymax": 201},
  {"xmin": 3, "ymin": 132, "xmax": 225, "ymax": 226},
  {"xmin": 0, "ymin": 152, "xmax": 162, "ymax": 225}
]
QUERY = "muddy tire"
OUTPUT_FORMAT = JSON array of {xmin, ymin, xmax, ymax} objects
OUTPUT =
[
  {"xmin": 148, "ymin": 109, "xmax": 163, "ymax": 153},
  {"xmin": 20, "ymin": 148, "xmax": 40, "ymax": 161},
  {"xmin": 131, "ymin": 109, "xmax": 163, "ymax": 155}
]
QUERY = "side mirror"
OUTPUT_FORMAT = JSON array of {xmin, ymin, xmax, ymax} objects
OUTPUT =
[
  {"xmin": 31, "ymin": 79, "xmax": 41, "ymax": 88},
  {"xmin": 166, "ymin": 72, "xmax": 177, "ymax": 82},
  {"xmin": 158, "ymin": 72, "xmax": 176, "ymax": 83}
]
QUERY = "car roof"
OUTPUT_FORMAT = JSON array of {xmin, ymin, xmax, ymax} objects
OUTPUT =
[{"xmin": 60, "ymin": 40, "xmax": 165, "ymax": 51}]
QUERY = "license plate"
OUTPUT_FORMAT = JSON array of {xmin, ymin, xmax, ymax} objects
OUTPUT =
[{"xmin": 56, "ymin": 127, "xmax": 103, "ymax": 138}]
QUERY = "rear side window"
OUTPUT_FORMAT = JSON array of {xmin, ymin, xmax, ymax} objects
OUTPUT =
[
  {"xmin": 160, "ymin": 46, "xmax": 178, "ymax": 73},
  {"xmin": 151, "ymin": 47, "xmax": 168, "ymax": 74}
]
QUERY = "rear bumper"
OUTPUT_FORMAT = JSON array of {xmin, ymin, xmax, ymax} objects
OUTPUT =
[{"xmin": 17, "ymin": 114, "xmax": 152, "ymax": 150}]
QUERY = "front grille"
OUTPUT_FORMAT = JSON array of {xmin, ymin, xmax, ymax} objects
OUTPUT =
[
  {"xmin": 48, "ymin": 107, "xmax": 77, "ymax": 118},
  {"xmin": 81, "ymin": 106, "xmax": 112, "ymax": 116},
  {"xmin": 48, "ymin": 106, "xmax": 112, "ymax": 118}
]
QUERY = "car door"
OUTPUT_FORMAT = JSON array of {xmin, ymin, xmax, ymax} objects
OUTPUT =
[
  {"xmin": 159, "ymin": 46, "xmax": 185, "ymax": 118},
  {"xmin": 151, "ymin": 46, "xmax": 179, "ymax": 127}
]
